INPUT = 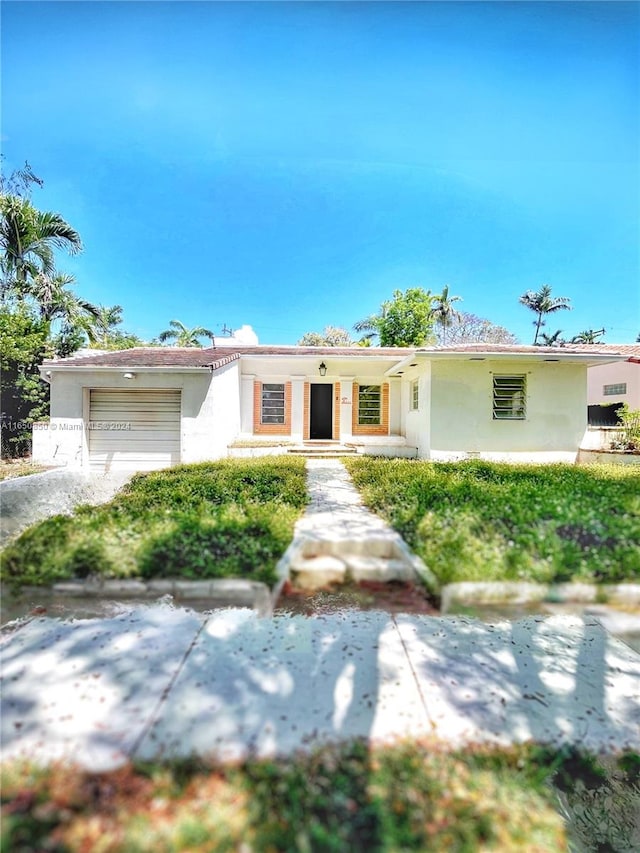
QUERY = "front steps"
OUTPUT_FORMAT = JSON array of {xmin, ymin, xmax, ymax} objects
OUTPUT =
[{"xmin": 287, "ymin": 442, "xmax": 358, "ymax": 458}]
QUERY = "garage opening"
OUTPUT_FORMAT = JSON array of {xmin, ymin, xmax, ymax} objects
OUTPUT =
[{"xmin": 88, "ymin": 389, "xmax": 181, "ymax": 473}]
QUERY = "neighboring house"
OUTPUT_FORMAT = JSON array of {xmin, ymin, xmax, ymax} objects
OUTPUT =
[
  {"xmin": 33, "ymin": 343, "xmax": 625, "ymax": 473},
  {"xmin": 586, "ymin": 344, "xmax": 640, "ymax": 425}
]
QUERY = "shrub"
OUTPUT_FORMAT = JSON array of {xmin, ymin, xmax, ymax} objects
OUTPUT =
[{"xmin": 1, "ymin": 458, "xmax": 308, "ymax": 589}]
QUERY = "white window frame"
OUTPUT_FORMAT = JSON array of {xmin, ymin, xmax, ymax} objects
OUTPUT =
[
  {"xmin": 410, "ymin": 379, "xmax": 419, "ymax": 411},
  {"xmin": 493, "ymin": 375, "xmax": 526, "ymax": 420}
]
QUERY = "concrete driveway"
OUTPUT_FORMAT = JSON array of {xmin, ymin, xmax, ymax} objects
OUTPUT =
[{"xmin": 0, "ymin": 468, "xmax": 131, "ymax": 545}]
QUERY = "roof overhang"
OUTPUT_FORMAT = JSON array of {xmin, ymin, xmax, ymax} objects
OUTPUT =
[{"xmin": 385, "ymin": 350, "xmax": 629, "ymax": 376}]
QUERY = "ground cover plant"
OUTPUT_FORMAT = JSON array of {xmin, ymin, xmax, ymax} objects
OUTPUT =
[
  {"xmin": 0, "ymin": 459, "xmax": 49, "ymax": 481},
  {"xmin": 1, "ymin": 457, "xmax": 308, "ymax": 589},
  {"xmin": 7, "ymin": 740, "xmax": 623, "ymax": 852},
  {"xmin": 344, "ymin": 459, "xmax": 640, "ymax": 586}
]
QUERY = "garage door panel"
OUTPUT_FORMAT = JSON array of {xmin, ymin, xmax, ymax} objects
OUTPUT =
[{"xmin": 89, "ymin": 389, "xmax": 181, "ymax": 473}]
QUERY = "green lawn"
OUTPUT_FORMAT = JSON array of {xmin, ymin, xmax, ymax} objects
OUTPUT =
[
  {"xmin": 1, "ymin": 457, "xmax": 308, "ymax": 589},
  {"xmin": 344, "ymin": 459, "xmax": 640, "ymax": 586},
  {"xmin": 4, "ymin": 742, "xmax": 638, "ymax": 852}
]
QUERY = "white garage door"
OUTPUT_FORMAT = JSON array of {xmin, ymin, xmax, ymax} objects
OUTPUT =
[{"xmin": 89, "ymin": 389, "xmax": 181, "ymax": 472}]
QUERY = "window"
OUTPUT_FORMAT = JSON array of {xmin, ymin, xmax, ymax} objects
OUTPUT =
[
  {"xmin": 493, "ymin": 375, "xmax": 526, "ymax": 420},
  {"xmin": 261, "ymin": 383, "xmax": 285, "ymax": 424},
  {"xmin": 411, "ymin": 379, "xmax": 419, "ymax": 411},
  {"xmin": 358, "ymin": 385, "xmax": 381, "ymax": 425},
  {"xmin": 603, "ymin": 383, "xmax": 627, "ymax": 396}
]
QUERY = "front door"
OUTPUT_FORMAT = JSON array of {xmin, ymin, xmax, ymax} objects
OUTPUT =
[{"xmin": 310, "ymin": 384, "xmax": 333, "ymax": 439}]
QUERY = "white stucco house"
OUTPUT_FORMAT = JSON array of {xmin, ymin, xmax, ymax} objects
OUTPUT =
[
  {"xmin": 587, "ymin": 344, "xmax": 640, "ymax": 422},
  {"xmin": 32, "ymin": 343, "xmax": 625, "ymax": 473}
]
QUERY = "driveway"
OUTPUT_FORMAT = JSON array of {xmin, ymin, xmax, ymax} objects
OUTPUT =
[{"xmin": 0, "ymin": 469, "xmax": 132, "ymax": 545}]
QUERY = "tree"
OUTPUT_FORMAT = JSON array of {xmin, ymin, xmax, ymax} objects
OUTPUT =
[
  {"xmin": 0, "ymin": 304, "xmax": 52, "ymax": 456},
  {"xmin": 519, "ymin": 284, "xmax": 571, "ymax": 345},
  {"xmin": 354, "ymin": 288, "xmax": 437, "ymax": 347},
  {"xmin": 538, "ymin": 329, "xmax": 566, "ymax": 347},
  {"xmin": 570, "ymin": 329, "xmax": 605, "ymax": 344},
  {"xmin": 436, "ymin": 312, "xmax": 518, "ymax": 346},
  {"xmin": 297, "ymin": 326, "xmax": 354, "ymax": 346},
  {"xmin": 432, "ymin": 285, "xmax": 462, "ymax": 344},
  {"xmin": 158, "ymin": 320, "xmax": 215, "ymax": 347},
  {"xmin": 0, "ymin": 194, "xmax": 82, "ymax": 297}
]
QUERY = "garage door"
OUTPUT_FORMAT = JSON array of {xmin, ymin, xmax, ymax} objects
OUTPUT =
[{"xmin": 89, "ymin": 389, "xmax": 181, "ymax": 472}]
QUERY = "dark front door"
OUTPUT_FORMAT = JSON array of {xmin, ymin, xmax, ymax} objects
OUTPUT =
[{"xmin": 310, "ymin": 384, "xmax": 333, "ymax": 439}]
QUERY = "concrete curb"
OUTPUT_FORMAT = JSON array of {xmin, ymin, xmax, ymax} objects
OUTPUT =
[
  {"xmin": 2, "ymin": 578, "xmax": 273, "ymax": 620},
  {"xmin": 441, "ymin": 581, "xmax": 640, "ymax": 612}
]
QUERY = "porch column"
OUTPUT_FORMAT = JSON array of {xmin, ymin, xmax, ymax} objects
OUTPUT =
[
  {"xmin": 240, "ymin": 374, "xmax": 255, "ymax": 434},
  {"xmin": 290, "ymin": 375, "xmax": 306, "ymax": 442},
  {"xmin": 340, "ymin": 376, "xmax": 355, "ymax": 442}
]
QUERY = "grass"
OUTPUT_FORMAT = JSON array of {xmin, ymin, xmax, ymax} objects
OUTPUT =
[
  {"xmin": 0, "ymin": 458, "xmax": 49, "ymax": 481},
  {"xmin": 344, "ymin": 458, "xmax": 640, "ymax": 586},
  {"xmin": 1, "ymin": 457, "xmax": 308, "ymax": 589},
  {"xmin": 6, "ymin": 740, "xmax": 625, "ymax": 853}
]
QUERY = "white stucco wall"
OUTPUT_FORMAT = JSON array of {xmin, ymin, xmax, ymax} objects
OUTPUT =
[
  {"xmin": 429, "ymin": 359, "xmax": 587, "ymax": 462},
  {"xmin": 404, "ymin": 363, "xmax": 431, "ymax": 458},
  {"xmin": 181, "ymin": 362, "xmax": 241, "ymax": 463},
  {"xmin": 34, "ymin": 366, "xmax": 240, "ymax": 469},
  {"xmin": 587, "ymin": 361, "xmax": 640, "ymax": 408}
]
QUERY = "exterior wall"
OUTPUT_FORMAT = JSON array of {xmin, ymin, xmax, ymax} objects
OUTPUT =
[
  {"xmin": 429, "ymin": 359, "xmax": 587, "ymax": 462},
  {"xmin": 33, "ymin": 366, "xmax": 240, "ymax": 469},
  {"xmin": 182, "ymin": 362, "xmax": 240, "ymax": 463},
  {"xmin": 252, "ymin": 380, "xmax": 292, "ymax": 436},
  {"xmin": 404, "ymin": 363, "xmax": 431, "ymax": 459},
  {"xmin": 587, "ymin": 361, "xmax": 640, "ymax": 408},
  {"xmin": 351, "ymin": 382, "xmax": 390, "ymax": 436}
]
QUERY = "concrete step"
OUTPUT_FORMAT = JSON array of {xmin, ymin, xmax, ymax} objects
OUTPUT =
[
  {"xmin": 287, "ymin": 445, "xmax": 358, "ymax": 456},
  {"xmin": 288, "ymin": 554, "xmax": 415, "ymax": 590}
]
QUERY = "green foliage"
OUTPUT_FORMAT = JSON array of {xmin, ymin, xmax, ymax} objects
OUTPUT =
[
  {"xmin": 612, "ymin": 404, "xmax": 640, "ymax": 452},
  {"xmin": 1, "ymin": 458, "xmax": 308, "ymax": 588},
  {"xmin": 345, "ymin": 458, "xmax": 640, "ymax": 584},
  {"xmin": 1, "ymin": 740, "xmax": 575, "ymax": 852},
  {"xmin": 157, "ymin": 319, "xmax": 214, "ymax": 347},
  {"xmin": 355, "ymin": 287, "xmax": 437, "ymax": 347},
  {"xmin": 379, "ymin": 288, "xmax": 437, "ymax": 347},
  {"xmin": 0, "ymin": 304, "xmax": 52, "ymax": 456},
  {"xmin": 518, "ymin": 284, "xmax": 571, "ymax": 345}
]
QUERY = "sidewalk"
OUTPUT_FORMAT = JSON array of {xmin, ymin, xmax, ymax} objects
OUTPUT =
[{"xmin": 1, "ymin": 459, "xmax": 639, "ymax": 771}]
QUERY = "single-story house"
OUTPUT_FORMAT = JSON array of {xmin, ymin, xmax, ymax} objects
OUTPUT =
[
  {"xmin": 586, "ymin": 344, "xmax": 640, "ymax": 425},
  {"xmin": 33, "ymin": 343, "xmax": 626, "ymax": 473}
]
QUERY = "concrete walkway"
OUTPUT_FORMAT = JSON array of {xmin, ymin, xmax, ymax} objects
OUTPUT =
[
  {"xmin": 1, "ymin": 458, "xmax": 639, "ymax": 770},
  {"xmin": 1, "ymin": 607, "xmax": 638, "ymax": 770},
  {"xmin": 280, "ymin": 459, "xmax": 435, "ymax": 590}
]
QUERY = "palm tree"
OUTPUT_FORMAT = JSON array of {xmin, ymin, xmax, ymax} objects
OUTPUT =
[
  {"xmin": 0, "ymin": 195, "xmax": 82, "ymax": 296},
  {"xmin": 570, "ymin": 328, "xmax": 605, "ymax": 344},
  {"xmin": 91, "ymin": 304, "xmax": 124, "ymax": 346},
  {"xmin": 433, "ymin": 285, "xmax": 462, "ymax": 344},
  {"xmin": 158, "ymin": 319, "xmax": 215, "ymax": 347},
  {"xmin": 353, "ymin": 300, "xmax": 391, "ymax": 346},
  {"xmin": 538, "ymin": 329, "xmax": 565, "ymax": 347},
  {"xmin": 519, "ymin": 284, "xmax": 571, "ymax": 345}
]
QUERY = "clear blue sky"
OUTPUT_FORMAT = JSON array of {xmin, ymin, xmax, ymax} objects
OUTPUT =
[{"xmin": 2, "ymin": 1, "xmax": 639, "ymax": 345}]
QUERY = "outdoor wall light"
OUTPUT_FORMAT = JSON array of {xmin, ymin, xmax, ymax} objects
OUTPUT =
[
  {"xmin": 123, "ymin": 372, "xmax": 136, "ymax": 380},
  {"xmin": 318, "ymin": 362, "xmax": 327, "ymax": 377}
]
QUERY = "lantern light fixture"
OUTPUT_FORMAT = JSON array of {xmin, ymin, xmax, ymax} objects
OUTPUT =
[{"xmin": 318, "ymin": 362, "xmax": 327, "ymax": 377}]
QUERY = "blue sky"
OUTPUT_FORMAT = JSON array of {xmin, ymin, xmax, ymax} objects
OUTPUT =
[{"xmin": 2, "ymin": 1, "xmax": 639, "ymax": 345}]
